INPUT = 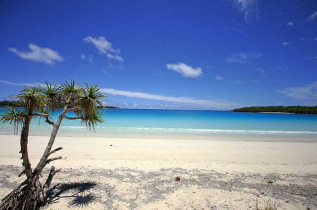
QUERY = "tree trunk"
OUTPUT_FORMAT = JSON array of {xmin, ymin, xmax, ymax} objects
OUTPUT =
[
  {"xmin": 20, "ymin": 114, "xmax": 33, "ymax": 180},
  {"xmin": 1, "ymin": 97, "xmax": 74, "ymax": 209},
  {"xmin": 33, "ymin": 117, "xmax": 63, "ymax": 176},
  {"xmin": 33, "ymin": 98, "xmax": 71, "ymax": 176}
]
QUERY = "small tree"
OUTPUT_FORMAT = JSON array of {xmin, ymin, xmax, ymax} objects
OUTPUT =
[{"xmin": 0, "ymin": 81, "xmax": 105, "ymax": 209}]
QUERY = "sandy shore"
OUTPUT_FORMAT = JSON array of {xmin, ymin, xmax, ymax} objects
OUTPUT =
[{"xmin": 0, "ymin": 135, "xmax": 316, "ymax": 209}]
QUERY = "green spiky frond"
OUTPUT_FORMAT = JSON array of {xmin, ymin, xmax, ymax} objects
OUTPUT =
[
  {"xmin": 80, "ymin": 108, "xmax": 104, "ymax": 131},
  {"xmin": 85, "ymin": 84, "xmax": 104, "ymax": 100},
  {"xmin": 4, "ymin": 81, "xmax": 106, "ymax": 132},
  {"xmin": 17, "ymin": 86, "xmax": 46, "ymax": 112},
  {"xmin": 40, "ymin": 82, "xmax": 61, "ymax": 111},
  {"xmin": 59, "ymin": 80, "xmax": 83, "ymax": 100},
  {"xmin": 0, "ymin": 107, "xmax": 26, "ymax": 134},
  {"xmin": 75, "ymin": 84, "xmax": 105, "ymax": 118}
]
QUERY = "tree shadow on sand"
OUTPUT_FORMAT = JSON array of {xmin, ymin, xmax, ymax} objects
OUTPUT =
[{"xmin": 46, "ymin": 181, "xmax": 97, "ymax": 208}]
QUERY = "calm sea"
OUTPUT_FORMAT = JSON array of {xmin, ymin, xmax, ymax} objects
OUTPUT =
[{"xmin": 1, "ymin": 108, "xmax": 317, "ymax": 141}]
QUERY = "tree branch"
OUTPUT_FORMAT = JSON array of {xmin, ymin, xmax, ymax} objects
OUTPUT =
[
  {"xmin": 30, "ymin": 113, "xmax": 49, "ymax": 117},
  {"xmin": 64, "ymin": 115, "xmax": 83, "ymax": 120},
  {"xmin": 43, "ymin": 166, "xmax": 61, "ymax": 196},
  {"xmin": 18, "ymin": 170, "xmax": 25, "ymax": 177},
  {"xmin": 46, "ymin": 156, "xmax": 62, "ymax": 164},
  {"xmin": 63, "ymin": 106, "xmax": 80, "ymax": 115},
  {"xmin": 45, "ymin": 117, "xmax": 54, "ymax": 125},
  {"xmin": 49, "ymin": 147, "xmax": 63, "ymax": 156}
]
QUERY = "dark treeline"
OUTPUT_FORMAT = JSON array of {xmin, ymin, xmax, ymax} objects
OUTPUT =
[
  {"xmin": 0, "ymin": 100, "xmax": 21, "ymax": 107},
  {"xmin": 0, "ymin": 100, "xmax": 118, "ymax": 109},
  {"xmin": 233, "ymin": 106, "xmax": 317, "ymax": 114}
]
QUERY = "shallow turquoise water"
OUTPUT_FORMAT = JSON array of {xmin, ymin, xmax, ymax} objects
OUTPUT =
[{"xmin": 1, "ymin": 108, "xmax": 317, "ymax": 139}]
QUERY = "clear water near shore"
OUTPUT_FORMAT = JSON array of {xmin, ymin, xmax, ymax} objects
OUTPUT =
[{"xmin": 1, "ymin": 108, "xmax": 317, "ymax": 140}]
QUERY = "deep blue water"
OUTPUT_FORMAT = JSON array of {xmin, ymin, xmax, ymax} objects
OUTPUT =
[{"xmin": 1, "ymin": 108, "xmax": 317, "ymax": 139}]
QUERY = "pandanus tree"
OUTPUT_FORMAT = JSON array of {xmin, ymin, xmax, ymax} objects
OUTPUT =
[{"xmin": 0, "ymin": 81, "xmax": 105, "ymax": 210}]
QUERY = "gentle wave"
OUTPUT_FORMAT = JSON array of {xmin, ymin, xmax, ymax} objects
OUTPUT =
[{"xmin": 61, "ymin": 126, "xmax": 317, "ymax": 135}]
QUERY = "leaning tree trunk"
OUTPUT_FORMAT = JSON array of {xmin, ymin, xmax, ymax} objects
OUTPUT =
[
  {"xmin": 1, "ymin": 96, "xmax": 75, "ymax": 210},
  {"xmin": 33, "ymin": 99, "xmax": 71, "ymax": 177},
  {"xmin": 0, "ymin": 102, "xmax": 71, "ymax": 210}
]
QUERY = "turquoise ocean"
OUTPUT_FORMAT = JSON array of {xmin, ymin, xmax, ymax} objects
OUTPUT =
[{"xmin": 1, "ymin": 108, "xmax": 317, "ymax": 141}]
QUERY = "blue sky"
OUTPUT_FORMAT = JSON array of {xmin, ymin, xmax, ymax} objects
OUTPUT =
[{"xmin": 0, "ymin": 0, "xmax": 316, "ymax": 110}]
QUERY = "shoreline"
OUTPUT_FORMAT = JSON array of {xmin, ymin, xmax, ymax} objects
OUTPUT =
[
  {"xmin": 1, "ymin": 131, "xmax": 317, "ymax": 143},
  {"xmin": 259, "ymin": 112, "xmax": 294, "ymax": 114}
]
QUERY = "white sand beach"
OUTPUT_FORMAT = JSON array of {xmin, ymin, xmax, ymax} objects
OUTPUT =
[{"xmin": 0, "ymin": 135, "xmax": 316, "ymax": 209}]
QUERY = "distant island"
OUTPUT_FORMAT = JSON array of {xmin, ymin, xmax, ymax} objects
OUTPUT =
[
  {"xmin": 0, "ymin": 100, "xmax": 118, "ymax": 109},
  {"xmin": 233, "ymin": 106, "xmax": 317, "ymax": 114}
]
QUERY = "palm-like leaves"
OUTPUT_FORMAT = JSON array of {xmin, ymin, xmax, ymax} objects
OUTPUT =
[
  {"xmin": 17, "ymin": 86, "xmax": 45, "ymax": 112},
  {"xmin": 0, "ymin": 107, "xmax": 26, "ymax": 134},
  {"xmin": 40, "ymin": 82, "xmax": 61, "ymax": 111},
  {"xmin": 75, "ymin": 84, "xmax": 105, "ymax": 119},
  {"xmin": 60, "ymin": 80, "xmax": 82, "ymax": 98},
  {"xmin": 81, "ymin": 108, "xmax": 104, "ymax": 130},
  {"xmin": 3, "ymin": 81, "xmax": 106, "ymax": 131}
]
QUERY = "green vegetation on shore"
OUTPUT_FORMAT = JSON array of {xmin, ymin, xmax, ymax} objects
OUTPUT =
[
  {"xmin": 0, "ymin": 100, "xmax": 118, "ymax": 109},
  {"xmin": 233, "ymin": 106, "xmax": 317, "ymax": 114}
]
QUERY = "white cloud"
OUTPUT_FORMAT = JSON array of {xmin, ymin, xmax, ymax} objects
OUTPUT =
[
  {"xmin": 107, "ymin": 53, "xmax": 123, "ymax": 62},
  {"xmin": 287, "ymin": 22, "xmax": 294, "ymax": 26},
  {"xmin": 215, "ymin": 75, "xmax": 223, "ymax": 81},
  {"xmin": 83, "ymin": 36, "xmax": 123, "ymax": 62},
  {"xmin": 8, "ymin": 44, "xmax": 63, "ymax": 65},
  {"xmin": 0, "ymin": 80, "xmax": 239, "ymax": 110},
  {"xmin": 80, "ymin": 54, "xmax": 94, "ymax": 63},
  {"xmin": 306, "ymin": 11, "xmax": 317, "ymax": 21},
  {"xmin": 100, "ymin": 88, "xmax": 237, "ymax": 109},
  {"xmin": 83, "ymin": 36, "xmax": 119, "ymax": 54},
  {"xmin": 301, "ymin": 37, "xmax": 317, "ymax": 42},
  {"xmin": 226, "ymin": 52, "xmax": 262, "ymax": 64},
  {"xmin": 280, "ymin": 82, "xmax": 317, "ymax": 99},
  {"xmin": 106, "ymin": 63, "xmax": 124, "ymax": 70},
  {"xmin": 107, "ymin": 63, "xmax": 114, "ymax": 69},
  {"xmin": 166, "ymin": 63, "xmax": 202, "ymax": 78},
  {"xmin": 282, "ymin": 42, "xmax": 290, "ymax": 46},
  {"xmin": 0, "ymin": 80, "xmax": 40, "ymax": 87},
  {"xmin": 232, "ymin": 0, "xmax": 259, "ymax": 22}
]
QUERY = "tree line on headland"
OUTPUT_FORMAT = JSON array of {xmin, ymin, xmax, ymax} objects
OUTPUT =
[{"xmin": 233, "ymin": 106, "xmax": 317, "ymax": 114}]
